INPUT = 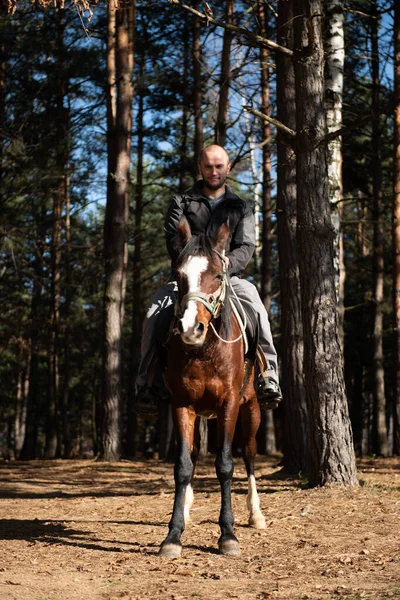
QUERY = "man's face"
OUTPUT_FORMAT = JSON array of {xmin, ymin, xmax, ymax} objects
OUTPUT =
[{"xmin": 198, "ymin": 147, "xmax": 231, "ymax": 192}]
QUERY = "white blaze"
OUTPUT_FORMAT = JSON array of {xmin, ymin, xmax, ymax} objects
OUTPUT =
[{"xmin": 180, "ymin": 256, "xmax": 208, "ymax": 332}]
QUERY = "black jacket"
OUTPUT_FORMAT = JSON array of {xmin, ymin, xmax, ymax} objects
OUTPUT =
[{"xmin": 164, "ymin": 181, "xmax": 255, "ymax": 276}]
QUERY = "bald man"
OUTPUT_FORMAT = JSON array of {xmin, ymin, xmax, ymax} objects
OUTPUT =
[{"xmin": 136, "ymin": 144, "xmax": 282, "ymax": 412}]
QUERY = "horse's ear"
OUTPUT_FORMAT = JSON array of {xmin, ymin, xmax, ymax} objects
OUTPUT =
[
  {"xmin": 178, "ymin": 216, "xmax": 192, "ymax": 247},
  {"xmin": 213, "ymin": 218, "xmax": 230, "ymax": 254}
]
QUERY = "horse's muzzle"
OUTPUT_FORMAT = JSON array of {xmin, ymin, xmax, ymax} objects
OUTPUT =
[{"xmin": 178, "ymin": 319, "xmax": 207, "ymax": 345}]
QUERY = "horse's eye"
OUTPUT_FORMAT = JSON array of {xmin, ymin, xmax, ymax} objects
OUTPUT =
[{"xmin": 214, "ymin": 273, "xmax": 223, "ymax": 281}]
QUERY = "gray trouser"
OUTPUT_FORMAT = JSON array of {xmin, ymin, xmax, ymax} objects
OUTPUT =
[{"xmin": 136, "ymin": 276, "xmax": 278, "ymax": 388}]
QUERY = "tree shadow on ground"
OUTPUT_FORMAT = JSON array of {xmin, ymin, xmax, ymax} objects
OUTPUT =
[
  {"xmin": 0, "ymin": 518, "xmax": 166, "ymax": 554},
  {"xmin": 0, "ymin": 457, "xmax": 302, "ymax": 502}
]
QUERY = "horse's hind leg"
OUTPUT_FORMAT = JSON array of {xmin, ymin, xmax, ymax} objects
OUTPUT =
[
  {"xmin": 159, "ymin": 407, "xmax": 195, "ymax": 558},
  {"xmin": 215, "ymin": 402, "xmax": 241, "ymax": 556},
  {"xmin": 240, "ymin": 399, "xmax": 266, "ymax": 529}
]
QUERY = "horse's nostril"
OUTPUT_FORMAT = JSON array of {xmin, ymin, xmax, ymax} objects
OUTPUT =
[
  {"xmin": 178, "ymin": 320, "xmax": 184, "ymax": 334},
  {"xmin": 196, "ymin": 322, "xmax": 205, "ymax": 335}
]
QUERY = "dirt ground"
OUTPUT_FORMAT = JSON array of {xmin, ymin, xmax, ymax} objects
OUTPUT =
[{"xmin": 0, "ymin": 455, "xmax": 399, "ymax": 600}]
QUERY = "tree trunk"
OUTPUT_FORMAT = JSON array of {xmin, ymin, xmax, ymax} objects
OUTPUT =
[
  {"xmin": 20, "ymin": 211, "xmax": 46, "ymax": 460},
  {"xmin": 193, "ymin": 1, "xmax": 203, "ymax": 172},
  {"xmin": 357, "ymin": 191, "xmax": 369, "ymax": 257},
  {"xmin": 324, "ymin": 0, "xmax": 345, "ymax": 351},
  {"xmin": 97, "ymin": 0, "xmax": 117, "ymax": 457},
  {"xmin": 257, "ymin": 0, "xmax": 276, "ymax": 455},
  {"xmin": 127, "ymin": 50, "xmax": 144, "ymax": 458},
  {"xmin": 394, "ymin": 0, "xmax": 400, "ymax": 456},
  {"xmin": 45, "ymin": 7, "xmax": 67, "ymax": 460},
  {"xmin": 0, "ymin": 34, "xmax": 5, "ymax": 198},
  {"xmin": 370, "ymin": 1, "xmax": 388, "ymax": 457},
  {"xmin": 102, "ymin": 0, "xmax": 135, "ymax": 461},
  {"xmin": 276, "ymin": 0, "xmax": 308, "ymax": 475},
  {"xmin": 293, "ymin": 0, "xmax": 358, "ymax": 487},
  {"xmin": 14, "ymin": 339, "xmax": 30, "ymax": 458},
  {"xmin": 61, "ymin": 119, "xmax": 72, "ymax": 459},
  {"xmin": 198, "ymin": 417, "xmax": 208, "ymax": 458},
  {"xmin": 179, "ymin": 20, "xmax": 190, "ymax": 192},
  {"xmin": 258, "ymin": 0, "xmax": 273, "ymax": 312},
  {"xmin": 215, "ymin": 0, "xmax": 234, "ymax": 146}
]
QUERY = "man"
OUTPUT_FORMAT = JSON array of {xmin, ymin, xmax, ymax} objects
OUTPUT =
[{"xmin": 136, "ymin": 144, "xmax": 282, "ymax": 411}]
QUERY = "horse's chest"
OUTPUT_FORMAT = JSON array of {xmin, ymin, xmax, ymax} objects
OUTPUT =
[{"xmin": 179, "ymin": 360, "xmax": 231, "ymax": 398}]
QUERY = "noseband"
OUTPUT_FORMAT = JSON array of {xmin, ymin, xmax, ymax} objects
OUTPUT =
[{"xmin": 175, "ymin": 250, "xmax": 228, "ymax": 319}]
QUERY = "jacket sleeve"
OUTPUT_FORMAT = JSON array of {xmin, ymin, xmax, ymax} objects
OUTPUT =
[
  {"xmin": 226, "ymin": 201, "xmax": 256, "ymax": 276},
  {"xmin": 164, "ymin": 193, "xmax": 185, "ymax": 265}
]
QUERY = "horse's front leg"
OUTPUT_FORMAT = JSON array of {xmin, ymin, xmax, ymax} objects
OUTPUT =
[
  {"xmin": 159, "ymin": 407, "xmax": 195, "ymax": 558},
  {"xmin": 215, "ymin": 400, "xmax": 240, "ymax": 556}
]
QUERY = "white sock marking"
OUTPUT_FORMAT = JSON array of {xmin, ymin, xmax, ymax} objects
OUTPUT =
[
  {"xmin": 184, "ymin": 484, "xmax": 194, "ymax": 524},
  {"xmin": 247, "ymin": 474, "xmax": 266, "ymax": 529}
]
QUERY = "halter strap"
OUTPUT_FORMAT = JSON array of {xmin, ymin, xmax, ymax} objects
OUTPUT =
[{"xmin": 176, "ymin": 285, "xmax": 225, "ymax": 318}]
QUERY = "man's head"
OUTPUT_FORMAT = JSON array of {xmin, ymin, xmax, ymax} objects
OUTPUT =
[{"xmin": 198, "ymin": 144, "xmax": 231, "ymax": 197}]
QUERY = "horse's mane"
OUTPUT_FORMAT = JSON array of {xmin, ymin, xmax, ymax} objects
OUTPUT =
[
  {"xmin": 176, "ymin": 234, "xmax": 232, "ymax": 339},
  {"xmin": 176, "ymin": 233, "xmax": 214, "ymax": 266}
]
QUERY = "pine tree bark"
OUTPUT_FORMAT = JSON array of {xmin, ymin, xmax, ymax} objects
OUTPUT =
[
  {"xmin": 193, "ymin": 0, "xmax": 203, "ymax": 170},
  {"xmin": 127, "ymin": 50, "xmax": 144, "ymax": 458},
  {"xmin": 20, "ymin": 210, "xmax": 46, "ymax": 460},
  {"xmin": 0, "ymin": 35, "xmax": 5, "ymax": 199},
  {"xmin": 370, "ymin": 1, "xmax": 389, "ymax": 456},
  {"xmin": 61, "ymin": 124, "xmax": 72, "ymax": 458},
  {"xmin": 393, "ymin": 0, "xmax": 400, "ymax": 455},
  {"xmin": 276, "ymin": 0, "xmax": 308, "ymax": 474},
  {"xmin": 14, "ymin": 339, "xmax": 30, "ymax": 458},
  {"xmin": 102, "ymin": 0, "xmax": 135, "ymax": 461},
  {"xmin": 215, "ymin": 0, "xmax": 234, "ymax": 146},
  {"xmin": 45, "ymin": 7, "xmax": 67, "ymax": 459},
  {"xmin": 179, "ymin": 20, "xmax": 190, "ymax": 192},
  {"xmin": 257, "ymin": 0, "xmax": 275, "ymax": 455},
  {"xmin": 324, "ymin": 0, "xmax": 345, "ymax": 351},
  {"xmin": 258, "ymin": 0, "xmax": 273, "ymax": 312},
  {"xmin": 293, "ymin": 0, "xmax": 358, "ymax": 487}
]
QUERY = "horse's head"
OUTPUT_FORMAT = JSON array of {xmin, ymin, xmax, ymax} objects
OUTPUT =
[{"xmin": 174, "ymin": 217, "xmax": 229, "ymax": 346}]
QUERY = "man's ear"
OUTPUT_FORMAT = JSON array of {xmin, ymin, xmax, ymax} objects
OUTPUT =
[
  {"xmin": 213, "ymin": 218, "xmax": 230, "ymax": 254},
  {"xmin": 178, "ymin": 216, "xmax": 192, "ymax": 247}
]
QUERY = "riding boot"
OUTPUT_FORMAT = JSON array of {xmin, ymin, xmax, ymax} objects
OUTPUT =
[
  {"xmin": 135, "ymin": 376, "xmax": 170, "ymax": 416},
  {"xmin": 256, "ymin": 375, "xmax": 282, "ymax": 410},
  {"xmin": 135, "ymin": 385, "xmax": 159, "ymax": 415}
]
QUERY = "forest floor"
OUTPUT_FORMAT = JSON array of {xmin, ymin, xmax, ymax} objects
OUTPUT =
[{"xmin": 0, "ymin": 455, "xmax": 399, "ymax": 600}]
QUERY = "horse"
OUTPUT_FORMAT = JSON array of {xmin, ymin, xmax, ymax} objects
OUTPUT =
[{"xmin": 159, "ymin": 216, "xmax": 266, "ymax": 558}]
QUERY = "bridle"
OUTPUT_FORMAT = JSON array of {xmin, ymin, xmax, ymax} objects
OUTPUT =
[
  {"xmin": 174, "ymin": 250, "xmax": 228, "ymax": 320},
  {"xmin": 174, "ymin": 249, "xmax": 247, "ymax": 347}
]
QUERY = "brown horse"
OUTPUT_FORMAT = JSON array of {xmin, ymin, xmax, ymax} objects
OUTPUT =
[{"xmin": 159, "ymin": 217, "xmax": 266, "ymax": 558}]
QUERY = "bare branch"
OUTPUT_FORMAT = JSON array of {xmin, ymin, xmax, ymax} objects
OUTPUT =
[
  {"xmin": 167, "ymin": 0, "xmax": 293, "ymax": 56},
  {"xmin": 243, "ymin": 105, "xmax": 296, "ymax": 138}
]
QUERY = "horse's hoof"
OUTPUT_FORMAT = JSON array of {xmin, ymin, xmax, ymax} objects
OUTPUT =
[
  {"xmin": 249, "ymin": 513, "xmax": 266, "ymax": 529},
  {"xmin": 159, "ymin": 542, "xmax": 182, "ymax": 558},
  {"xmin": 218, "ymin": 538, "xmax": 241, "ymax": 556}
]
